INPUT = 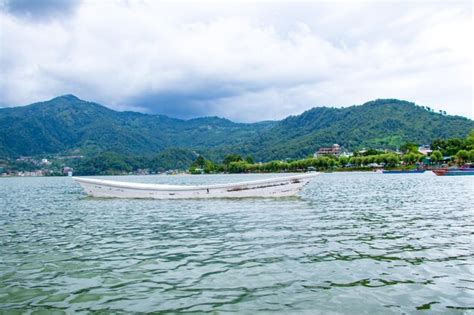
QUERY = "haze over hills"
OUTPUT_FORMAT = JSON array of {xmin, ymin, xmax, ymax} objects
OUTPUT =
[{"xmin": 0, "ymin": 95, "xmax": 473, "ymax": 162}]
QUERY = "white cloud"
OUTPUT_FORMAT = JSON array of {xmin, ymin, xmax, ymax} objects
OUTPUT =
[{"xmin": 0, "ymin": 0, "xmax": 472, "ymax": 121}]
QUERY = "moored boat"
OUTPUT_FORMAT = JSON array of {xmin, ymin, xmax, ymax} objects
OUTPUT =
[
  {"xmin": 432, "ymin": 168, "xmax": 474, "ymax": 176},
  {"xmin": 382, "ymin": 169, "xmax": 425, "ymax": 174},
  {"xmin": 73, "ymin": 172, "xmax": 319, "ymax": 199}
]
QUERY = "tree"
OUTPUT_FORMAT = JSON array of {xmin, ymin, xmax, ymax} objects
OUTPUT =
[
  {"xmin": 245, "ymin": 155, "xmax": 254, "ymax": 164},
  {"xmin": 403, "ymin": 152, "xmax": 422, "ymax": 165},
  {"xmin": 189, "ymin": 155, "xmax": 218, "ymax": 173},
  {"xmin": 455, "ymin": 150, "xmax": 469, "ymax": 165},
  {"xmin": 338, "ymin": 156, "xmax": 349, "ymax": 167},
  {"xmin": 228, "ymin": 161, "xmax": 249, "ymax": 173},
  {"xmin": 445, "ymin": 138, "xmax": 465, "ymax": 156},
  {"xmin": 469, "ymin": 149, "xmax": 474, "ymax": 163},
  {"xmin": 431, "ymin": 139, "xmax": 446, "ymax": 151},
  {"xmin": 75, "ymin": 152, "xmax": 133, "ymax": 175},
  {"xmin": 466, "ymin": 129, "xmax": 474, "ymax": 149},
  {"xmin": 223, "ymin": 154, "xmax": 243, "ymax": 166},
  {"xmin": 194, "ymin": 156, "xmax": 205, "ymax": 168},
  {"xmin": 203, "ymin": 160, "xmax": 218, "ymax": 173},
  {"xmin": 400, "ymin": 143, "xmax": 418, "ymax": 154},
  {"xmin": 430, "ymin": 150, "xmax": 443, "ymax": 164},
  {"xmin": 384, "ymin": 153, "xmax": 400, "ymax": 167},
  {"xmin": 349, "ymin": 156, "xmax": 362, "ymax": 166}
]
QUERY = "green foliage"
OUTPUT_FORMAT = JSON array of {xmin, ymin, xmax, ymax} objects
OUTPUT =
[
  {"xmin": 430, "ymin": 130, "xmax": 474, "ymax": 157},
  {"xmin": 455, "ymin": 150, "xmax": 469, "ymax": 164},
  {"xmin": 228, "ymin": 161, "xmax": 252, "ymax": 173},
  {"xmin": 148, "ymin": 148, "xmax": 198, "ymax": 171},
  {"xmin": 223, "ymin": 154, "xmax": 243, "ymax": 165},
  {"xmin": 73, "ymin": 148, "xmax": 197, "ymax": 175},
  {"xmin": 239, "ymin": 99, "xmax": 473, "ymax": 161},
  {"xmin": 245, "ymin": 155, "xmax": 254, "ymax": 164},
  {"xmin": 194, "ymin": 156, "xmax": 206, "ymax": 168},
  {"xmin": 0, "ymin": 95, "xmax": 273, "ymax": 159},
  {"xmin": 402, "ymin": 152, "xmax": 423, "ymax": 165},
  {"xmin": 466, "ymin": 129, "xmax": 474, "ymax": 149},
  {"xmin": 430, "ymin": 150, "xmax": 443, "ymax": 163},
  {"xmin": 189, "ymin": 155, "xmax": 218, "ymax": 174},
  {"xmin": 1, "ymin": 96, "xmax": 473, "ymax": 168},
  {"xmin": 400, "ymin": 143, "xmax": 419, "ymax": 154},
  {"xmin": 354, "ymin": 148, "xmax": 385, "ymax": 156},
  {"xmin": 338, "ymin": 156, "xmax": 349, "ymax": 167},
  {"xmin": 469, "ymin": 150, "xmax": 474, "ymax": 162},
  {"xmin": 349, "ymin": 153, "xmax": 400, "ymax": 167},
  {"xmin": 6, "ymin": 160, "xmax": 38, "ymax": 172},
  {"xmin": 74, "ymin": 152, "xmax": 133, "ymax": 175},
  {"xmin": 384, "ymin": 153, "xmax": 400, "ymax": 167}
]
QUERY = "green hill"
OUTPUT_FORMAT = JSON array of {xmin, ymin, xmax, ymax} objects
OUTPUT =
[
  {"xmin": 0, "ymin": 96, "xmax": 472, "ymax": 164},
  {"xmin": 235, "ymin": 99, "xmax": 474, "ymax": 161},
  {"xmin": 0, "ymin": 95, "xmax": 272, "ymax": 158}
]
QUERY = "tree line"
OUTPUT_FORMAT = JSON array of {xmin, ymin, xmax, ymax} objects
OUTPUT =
[
  {"xmin": 69, "ymin": 129, "xmax": 474, "ymax": 175},
  {"xmin": 189, "ymin": 130, "xmax": 474, "ymax": 174},
  {"xmin": 3, "ymin": 130, "xmax": 471, "ymax": 176}
]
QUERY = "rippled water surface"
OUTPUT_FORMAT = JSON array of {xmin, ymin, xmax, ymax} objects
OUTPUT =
[{"xmin": 1, "ymin": 172, "xmax": 473, "ymax": 313}]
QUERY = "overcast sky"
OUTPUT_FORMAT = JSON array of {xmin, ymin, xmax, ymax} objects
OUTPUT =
[{"xmin": 0, "ymin": 0, "xmax": 472, "ymax": 121}]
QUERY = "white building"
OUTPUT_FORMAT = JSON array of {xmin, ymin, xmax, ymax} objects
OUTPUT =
[
  {"xmin": 41, "ymin": 158, "xmax": 51, "ymax": 165},
  {"xmin": 418, "ymin": 145, "xmax": 432, "ymax": 155}
]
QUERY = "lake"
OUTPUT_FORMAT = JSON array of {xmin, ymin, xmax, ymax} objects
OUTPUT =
[{"xmin": 0, "ymin": 172, "xmax": 473, "ymax": 313}]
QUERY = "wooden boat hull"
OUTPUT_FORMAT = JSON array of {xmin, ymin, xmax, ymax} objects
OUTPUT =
[{"xmin": 73, "ymin": 173, "xmax": 319, "ymax": 199}]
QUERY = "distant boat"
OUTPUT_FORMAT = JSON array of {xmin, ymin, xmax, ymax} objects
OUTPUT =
[
  {"xmin": 432, "ymin": 168, "xmax": 474, "ymax": 176},
  {"xmin": 73, "ymin": 172, "xmax": 319, "ymax": 199},
  {"xmin": 382, "ymin": 169, "xmax": 426, "ymax": 174}
]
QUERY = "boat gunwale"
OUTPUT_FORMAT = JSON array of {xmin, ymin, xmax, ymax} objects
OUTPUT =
[{"xmin": 72, "ymin": 173, "xmax": 319, "ymax": 192}]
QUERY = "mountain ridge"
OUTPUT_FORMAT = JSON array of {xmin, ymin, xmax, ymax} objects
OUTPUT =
[{"xmin": 0, "ymin": 95, "xmax": 472, "ymax": 161}]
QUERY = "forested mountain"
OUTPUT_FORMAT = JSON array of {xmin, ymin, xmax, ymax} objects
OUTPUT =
[
  {"xmin": 0, "ymin": 95, "xmax": 472, "ymax": 163},
  {"xmin": 0, "ymin": 95, "xmax": 273, "ymax": 158},
  {"xmin": 229, "ymin": 99, "xmax": 474, "ymax": 161}
]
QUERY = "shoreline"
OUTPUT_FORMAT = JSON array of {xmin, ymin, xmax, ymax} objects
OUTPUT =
[{"xmin": 1, "ymin": 168, "xmax": 431, "ymax": 178}]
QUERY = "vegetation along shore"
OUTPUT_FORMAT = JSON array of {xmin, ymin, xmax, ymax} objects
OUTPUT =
[
  {"xmin": 1, "ymin": 96, "xmax": 472, "ymax": 176},
  {"xmin": 1, "ymin": 130, "xmax": 472, "ymax": 177}
]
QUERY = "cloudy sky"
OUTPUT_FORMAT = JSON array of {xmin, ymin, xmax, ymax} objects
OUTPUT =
[{"xmin": 0, "ymin": 0, "xmax": 472, "ymax": 121}]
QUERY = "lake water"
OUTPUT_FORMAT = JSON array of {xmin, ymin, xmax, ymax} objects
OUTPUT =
[{"xmin": 0, "ymin": 172, "xmax": 473, "ymax": 313}]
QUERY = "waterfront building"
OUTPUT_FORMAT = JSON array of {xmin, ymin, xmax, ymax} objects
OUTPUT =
[
  {"xmin": 418, "ymin": 145, "xmax": 432, "ymax": 155},
  {"xmin": 314, "ymin": 144, "xmax": 341, "ymax": 158}
]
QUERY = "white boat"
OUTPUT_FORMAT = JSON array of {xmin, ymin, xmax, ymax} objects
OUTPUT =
[{"xmin": 73, "ymin": 172, "xmax": 319, "ymax": 199}]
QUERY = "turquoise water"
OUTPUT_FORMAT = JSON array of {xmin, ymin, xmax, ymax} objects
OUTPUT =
[{"xmin": 0, "ymin": 172, "xmax": 473, "ymax": 313}]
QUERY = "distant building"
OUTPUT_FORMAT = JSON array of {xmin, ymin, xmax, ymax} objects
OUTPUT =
[
  {"xmin": 418, "ymin": 145, "xmax": 432, "ymax": 156},
  {"xmin": 63, "ymin": 167, "xmax": 74, "ymax": 176},
  {"xmin": 314, "ymin": 144, "xmax": 341, "ymax": 158}
]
